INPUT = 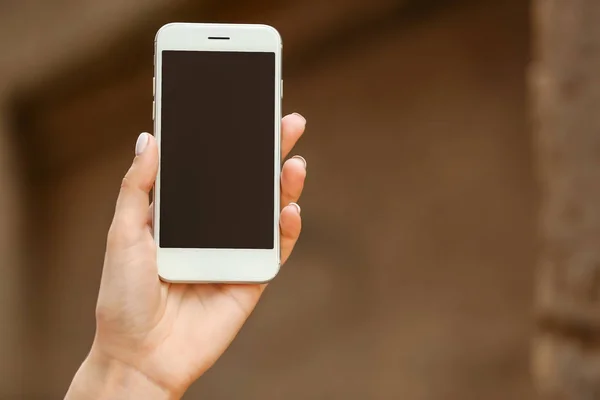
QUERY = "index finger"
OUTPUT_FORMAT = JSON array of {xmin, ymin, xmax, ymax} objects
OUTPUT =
[{"xmin": 281, "ymin": 113, "xmax": 306, "ymax": 158}]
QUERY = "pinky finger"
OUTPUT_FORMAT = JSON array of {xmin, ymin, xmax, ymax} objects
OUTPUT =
[{"xmin": 280, "ymin": 203, "xmax": 302, "ymax": 265}]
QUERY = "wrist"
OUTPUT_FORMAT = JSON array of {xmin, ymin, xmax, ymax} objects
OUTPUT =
[{"xmin": 66, "ymin": 348, "xmax": 176, "ymax": 400}]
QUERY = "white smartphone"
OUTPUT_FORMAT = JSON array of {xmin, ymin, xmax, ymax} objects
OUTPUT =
[{"xmin": 153, "ymin": 23, "xmax": 282, "ymax": 283}]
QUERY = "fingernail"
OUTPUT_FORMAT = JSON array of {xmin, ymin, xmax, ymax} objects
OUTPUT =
[
  {"xmin": 292, "ymin": 112, "xmax": 306, "ymax": 124},
  {"xmin": 135, "ymin": 132, "xmax": 149, "ymax": 156},
  {"xmin": 289, "ymin": 202, "xmax": 301, "ymax": 215},
  {"xmin": 292, "ymin": 155, "xmax": 307, "ymax": 169}
]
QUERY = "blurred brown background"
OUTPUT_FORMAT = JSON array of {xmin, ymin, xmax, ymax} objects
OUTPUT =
[{"xmin": 0, "ymin": 0, "xmax": 535, "ymax": 398}]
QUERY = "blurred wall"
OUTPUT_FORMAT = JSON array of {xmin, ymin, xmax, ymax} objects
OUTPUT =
[
  {"xmin": 0, "ymin": 100, "xmax": 23, "ymax": 398},
  {"xmin": 0, "ymin": 0, "xmax": 534, "ymax": 399}
]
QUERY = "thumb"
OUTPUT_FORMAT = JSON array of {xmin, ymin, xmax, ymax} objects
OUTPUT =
[{"xmin": 112, "ymin": 132, "xmax": 158, "ymax": 232}]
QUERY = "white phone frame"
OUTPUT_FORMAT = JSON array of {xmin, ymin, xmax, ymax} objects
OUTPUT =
[{"xmin": 153, "ymin": 23, "xmax": 282, "ymax": 283}]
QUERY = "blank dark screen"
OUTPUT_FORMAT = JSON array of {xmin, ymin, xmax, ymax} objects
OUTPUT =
[{"xmin": 160, "ymin": 50, "xmax": 275, "ymax": 249}]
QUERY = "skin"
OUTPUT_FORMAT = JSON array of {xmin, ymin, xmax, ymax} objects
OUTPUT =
[{"xmin": 66, "ymin": 113, "xmax": 307, "ymax": 399}]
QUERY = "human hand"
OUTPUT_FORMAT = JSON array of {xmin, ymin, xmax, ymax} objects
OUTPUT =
[{"xmin": 66, "ymin": 113, "xmax": 307, "ymax": 399}]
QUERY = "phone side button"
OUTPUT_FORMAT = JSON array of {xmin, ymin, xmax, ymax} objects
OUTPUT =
[{"xmin": 152, "ymin": 101, "xmax": 155, "ymax": 120}]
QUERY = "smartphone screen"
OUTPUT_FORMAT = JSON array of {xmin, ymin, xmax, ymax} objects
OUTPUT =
[{"xmin": 159, "ymin": 50, "xmax": 275, "ymax": 250}]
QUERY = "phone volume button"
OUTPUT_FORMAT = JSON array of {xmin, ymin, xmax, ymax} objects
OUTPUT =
[
  {"xmin": 281, "ymin": 80, "xmax": 283, "ymax": 99},
  {"xmin": 152, "ymin": 101, "xmax": 155, "ymax": 120}
]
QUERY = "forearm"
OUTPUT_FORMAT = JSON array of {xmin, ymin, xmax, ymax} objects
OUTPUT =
[{"xmin": 66, "ymin": 350, "xmax": 175, "ymax": 400}]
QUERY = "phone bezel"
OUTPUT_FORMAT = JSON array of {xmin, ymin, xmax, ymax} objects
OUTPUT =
[{"xmin": 153, "ymin": 23, "xmax": 282, "ymax": 283}]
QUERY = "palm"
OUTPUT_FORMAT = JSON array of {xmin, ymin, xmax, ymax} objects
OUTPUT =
[{"xmin": 147, "ymin": 281, "xmax": 261, "ymax": 387}]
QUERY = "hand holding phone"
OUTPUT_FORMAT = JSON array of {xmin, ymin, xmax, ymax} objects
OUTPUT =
[
  {"xmin": 66, "ymin": 24, "xmax": 307, "ymax": 399},
  {"xmin": 67, "ymin": 116, "xmax": 305, "ymax": 398}
]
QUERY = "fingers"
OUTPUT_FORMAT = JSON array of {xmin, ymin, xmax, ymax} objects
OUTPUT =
[
  {"xmin": 110, "ymin": 133, "xmax": 158, "ymax": 243},
  {"xmin": 279, "ymin": 113, "xmax": 306, "ymax": 267},
  {"xmin": 280, "ymin": 203, "xmax": 302, "ymax": 265},
  {"xmin": 281, "ymin": 156, "xmax": 306, "ymax": 209},
  {"xmin": 281, "ymin": 113, "xmax": 306, "ymax": 159}
]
